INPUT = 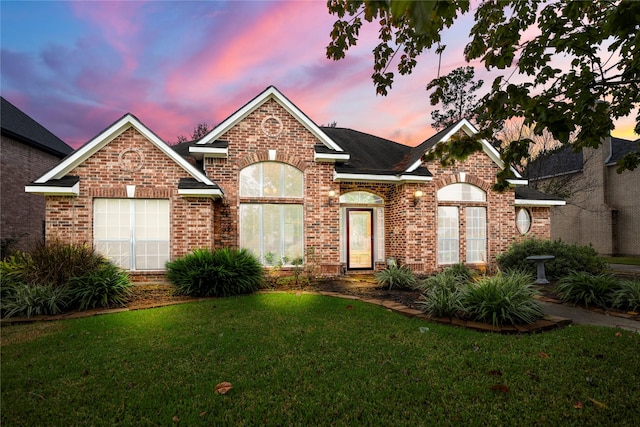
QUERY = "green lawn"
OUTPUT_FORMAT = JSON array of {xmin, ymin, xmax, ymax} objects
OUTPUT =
[
  {"xmin": 602, "ymin": 256, "xmax": 640, "ymax": 266},
  {"xmin": 2, "ymin": 293, "xmax": 639, "ymax": 426}
]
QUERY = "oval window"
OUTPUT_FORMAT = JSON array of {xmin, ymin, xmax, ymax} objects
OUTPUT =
[{"xmin": 516, "ymin": 208, "xmax": 531, "ymax": 234}]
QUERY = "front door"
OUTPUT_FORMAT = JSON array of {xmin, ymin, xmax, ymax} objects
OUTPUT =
[{"xmin": 347, "ymin": 208, "xmax": 374, "ymax": 270}]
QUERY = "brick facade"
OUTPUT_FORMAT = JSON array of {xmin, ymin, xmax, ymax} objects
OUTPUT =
[
  {"xmin": 1, "ymin": 136, "xmax": 65, "ymax": 252},
  {"xmin": 33, "ymin": 89, "xmax": 557, "ymax": 280}
]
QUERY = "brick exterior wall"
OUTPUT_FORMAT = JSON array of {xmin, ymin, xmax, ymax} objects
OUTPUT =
[
  {"xmin": 1, "ymin": 135, "xmax": 65, "ymax": 253},
  {"xmin": 44, "ymin": 127, "xmax": 214, "ymax": 279},
  {"xmin": 38, "ymin": 97, "xmax": 550, "ymax": 280}
]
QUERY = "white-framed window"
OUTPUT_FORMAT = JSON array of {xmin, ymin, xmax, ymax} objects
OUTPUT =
[
  {"xmin": 239, "ymin": 162, "xmax": 304, "ymax": 265},
  {"xmin": 437, "ymin": 183, "xmax": 486, "ymax": 202},
  {"xmin": 466, "ymin": 207, "xmax": 487, "ymax": 263},
  {"xmin": 437, "ymin": 206, "xmax": 459, "ymax": 264},
  {"xmin": 516, "ymin": 208, "xmax": 532, "ymax": 234},
  {"xmin": 94, "ymin": 198, "xmax": 170, "ymax": 270},
  {"xmin": 437, "ymin": 183, "xmax": 487, "ymax": 265},
  {"xmin": 239, "ymin": 162, "xmax": 303, "ymax": 198}
]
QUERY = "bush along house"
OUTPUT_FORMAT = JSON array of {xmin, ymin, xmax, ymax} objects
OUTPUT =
[{"xmin": 26, "ymin": 86, "xmax": 564, "ymax": 281}]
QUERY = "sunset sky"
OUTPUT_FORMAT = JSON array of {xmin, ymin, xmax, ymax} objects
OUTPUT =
[{"xmin": 1, "ymin": 0, "xmax": 637, "ymax": 149}]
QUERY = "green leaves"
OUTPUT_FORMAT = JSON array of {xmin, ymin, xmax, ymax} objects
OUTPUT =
[{"xmin": 326, "ymin": 0, "xmax": 640, "ymax": 181}]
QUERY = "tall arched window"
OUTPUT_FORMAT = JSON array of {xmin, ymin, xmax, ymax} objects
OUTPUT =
[
  {"xmin": 437, "ymin": 183, "xmax": 487, "ymax": 264},
  {"xmin": 239, "ymin": 162, "xmax": 303, "ymax": 265}
]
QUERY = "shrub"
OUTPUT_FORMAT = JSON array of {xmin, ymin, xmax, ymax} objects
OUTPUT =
[
  {"xmin": 69, "ymin": 263, "xmax": 132, "ymax": 310},
  {"xmin": 416, "ymin": 272, "xmax": 464, "ymax": 318},
  {"xmin": 496, "ymin": 238, "xmax": 606, "ymax": 280},
  {"xmin": 610, "ymin": 280, "xmax": 640, "ymax": 312},
  {"xmin": 554, "ymin": 271, "xmax": 617, "ymax": 309},
  {"xmin": 1, "ymin": 283, "xmax": 72, "ymax": 318},
  {"xmin": 442, "ymin": 263, "xmax": 476, "ymax": 282},
  {"xmin": 462, "ymin": 271, "xmax": 543, "ymax": 326},
  {"xmin": 21, "ymin": 240, "xmax": 105, "ymax": 288},
  {"xmin": 166, "ymin": 248, "xmax": 264, "ymax": 297},
  {"xmin": 375, "ymin": 264, "xmax": 418, "ymax": 291}
]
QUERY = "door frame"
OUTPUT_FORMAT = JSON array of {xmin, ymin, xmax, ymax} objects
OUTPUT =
[{"xmin": 346, "ymin": 208, "xmax": 374, "ymax": 270}]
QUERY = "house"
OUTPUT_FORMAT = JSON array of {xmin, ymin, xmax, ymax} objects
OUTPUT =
[
  {"xmin": 25, "ymin": 86, "xmax": 563, "ymax": 281},
  {"xmin": 1, "ymin": 97, "xmax": 73, "ymax": 255},
  {"xmin": 527, "ymin": 136, "xmax": 640, "ymax": 256}
]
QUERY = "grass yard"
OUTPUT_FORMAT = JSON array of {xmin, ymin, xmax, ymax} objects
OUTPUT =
[
  {"xmin": 1, "ymin": 293, "xmax": 639, "ymax": 426},
  {"xmin": 602, "ymin": 256, "xmax": 640, "ymax": 266}
]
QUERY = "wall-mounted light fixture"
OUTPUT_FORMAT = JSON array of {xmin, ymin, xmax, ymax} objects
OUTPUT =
[
  {"xmin": 413, "ymin": 189, "xmax": 423, "ymax": 207},
  {"xmin": 328, "ymin": 189, "xmax": 336, "ymax": 206}
]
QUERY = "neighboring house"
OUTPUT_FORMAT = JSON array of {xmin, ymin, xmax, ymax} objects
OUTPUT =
[
  {"xmin": 26, "ymin": 86, "xmax": 563, "ymax": 280},
  {"xmin": 527, "ymin": 136, "xmax": 640, "ymax": 256},
  {"xmin": 1, "ymin": 97, "xmax": 73, "ymax": 255}
]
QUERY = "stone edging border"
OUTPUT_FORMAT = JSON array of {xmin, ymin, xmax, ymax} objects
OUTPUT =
[{"xmin": 1, "ymin": 290, "xmax": 571, "ymax": 333}]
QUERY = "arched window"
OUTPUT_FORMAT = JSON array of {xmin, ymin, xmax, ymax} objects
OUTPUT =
[
  {"xmin": 516, "ymin": 208, "xmax": 532, "ymax": 234},
  {"xmin": 339, "ymin": 191, "xmax": 383, "ymax": 204},
  {"xmin": 437, "ymin": 183, "xmax": 487, "ymax": 264},
  {"xmin": 239, "ymin": 162, "xmax": 303, "ymax": 265},
  {"xmin": 437, "ymin": 183, "xmax": 486, "ymax": 202},
  {"xmin": 239, "ymin": 162, "xmax": 303, "ymax": 198}
]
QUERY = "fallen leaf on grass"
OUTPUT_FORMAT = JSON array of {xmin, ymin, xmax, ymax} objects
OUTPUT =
[
  {"xmin": 172, "ymin": 415, "xmax": 180, "ymax": 423},
  {"xmin": 615, "ymin": 332, "xmax": 622, "ymax": 337},
  {"xmin": 538, "ymin": 351, "xmax": 550, "ymax": 358},
  {"xmin": 488, "ymin": 370, "xmax": 503, "ymax": 376},
  {"xmin": 491, "ymin": 384, "xmax": 510, "ymax": 393},
  {"xmin": 573, "ymin": 401, "xmax": 583, "ymax": 409},
  {"xmin": 214, "ymin": 382, "xmax": 233, "ymax": 395},
  {"xmin": 588, "ymin": 397, "xmax": 607, "ymax": 409},
  {"xmin": 199, "ymin": 411, "xmax": 207, "ymax": 417},
  {"xmin": 346, "ymin": 305, "xmax": 353, "ymax": 309}
]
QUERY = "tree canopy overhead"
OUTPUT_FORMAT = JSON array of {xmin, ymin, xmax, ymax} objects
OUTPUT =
[{"xmin": 326, "ymin": 0, "xmax": 640, "ymax": 187}]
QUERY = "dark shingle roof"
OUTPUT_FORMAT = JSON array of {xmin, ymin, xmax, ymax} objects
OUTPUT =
[
  {"xmin": 321, "ymin": 127, "xmax": 425, "ymax": 175},
  {"xmin": 515, "ymin": 186, "xmax": 564, "ymax": 201},
  {"xmin": 177, "ymin": 177, "xmax": 221, "ymax": 190},
  {"xmin": 1, "ymin": 97, "xmax": 73, "ymax": 157},
  {"xmin": 526, "ymin": 146, "xmax": 583, "ymax": 180},
  {"xmin": 608, "ymin": 137, "xmax": 639, "ymax": 164}
]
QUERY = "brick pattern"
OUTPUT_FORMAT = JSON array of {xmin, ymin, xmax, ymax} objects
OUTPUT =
[
  {"xmin": 44, "ymin": 127, "xmax": 214, "ymax": 278},
  {"xmin": 1, "ymin": 136, "xmax": 66, "ymax": 252},
  {"xmin": 40, "ymin": 99, "xmax": 552, "ymax": 279}
]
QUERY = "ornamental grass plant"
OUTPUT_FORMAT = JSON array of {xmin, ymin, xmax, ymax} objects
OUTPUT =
[
  {"xmin": 0, "ymin": 241, "xmax": 131, "ymax": 318},
  {"xmin": 610, "ymin": 280, "xmax": 640, "ymax": 312},
  {"xmin": 554, "ymin": 271, "xmax": 618, "ymax": 309},
  {"xmin": 462, "ymin": 271, "xmax": 544, "ymax": 326},
  {"xmin": 166, "ymin": 248, "xmax": 264, "ymax": 297},
  {"xmin": 374, "ymin": 263, "xmax": 418, "ymax": 291}
]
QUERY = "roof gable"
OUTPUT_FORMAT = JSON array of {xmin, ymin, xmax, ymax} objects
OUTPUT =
[
  {"xmin": 196, "ymin": 86, "xmax": 344, "ymax": 152},
  {"xmin": 1, "ymin": 96, "xmax": 73, "ymax": 157},
  {"xmin": 406, "ymin": 119, "xmax": 522, "ymax": 178},
  {"xmin": 32, "ymin": 114, "xmax": 216, "ymax": 187}
]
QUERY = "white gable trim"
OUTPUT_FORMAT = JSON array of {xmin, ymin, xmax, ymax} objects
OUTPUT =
[
  {"xmin": 33, "ymin": 114, "xmax": 216, "ymax": 187},
  {"xmin": 25, "ymin": 182, "xmax": 80, "ymax": 196},
  {"xmin": 410, "ymin": 119, "xmax": 522, "ymax": 178},
  {"xmin": 189, "ymin": 146, "xmax": 228, "ymax": 159},
  {"xmin": 197, "ymin": 86, "xmax": 344, "ymax": 152},
  {"xmin": 334, "ymin": 171, "xmax": 433, "ymax": 184},
  {"xmin": 515, "ymin": 199, "xmax": 566, "ymax": 206}
]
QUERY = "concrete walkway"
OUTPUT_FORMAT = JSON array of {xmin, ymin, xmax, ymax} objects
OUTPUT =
[
  {"xmin": 538, "ymin": 301, "xmax": 640, "ymax": 333},
  {"xmin": 609, "ymin": 263, "xmax": 640, "ymax": 277}
]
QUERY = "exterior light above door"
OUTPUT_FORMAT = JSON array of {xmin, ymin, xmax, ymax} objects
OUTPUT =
[
  {"xmin": 414, "ymin": 190, "xmax": 423, "ymax": 206},
  {"xmin": 328, "ymin": 189, "xmax": 336, "ymax": 206}
]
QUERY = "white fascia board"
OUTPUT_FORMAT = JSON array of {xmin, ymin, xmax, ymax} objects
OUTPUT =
[
  {"xmin": 314, "ymin": 152, "xmax": 350, "ymax": 162},
  {"xmin": 189, "ymin": 146, "xmax": 228, "ymax": 158},
  {"xmin": 422, "ymin": 118, "xmax": 523, "ymax": 178},
  {"xmin": 197, "ymin": 87, "xmax": 344, "ymax": 152},
  {"xmin": 334, "ymin": 171, "xmax": 432, "ymax": 184},
  {"xmin": 25, "ymin": 182, "xmax": 79, "ymax": 196},
  {"xmin": 405, "ymin": 159, "xmax": 422, "ymax": 173},
  {"xmin": 178, "ymin": 188, "xmax": 223, "ymax": 198},
  {"xmin": 35, "ymin": 114, "xmax": 215, "ymax": 187},
  {"xmin": 515, "ymin": 199, "xmax": 566, "ymax": 206},
  {"xmin": 507, "ymin": 179, "xmax": 528, "ymax": 186}
]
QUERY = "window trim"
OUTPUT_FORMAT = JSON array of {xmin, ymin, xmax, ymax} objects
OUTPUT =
[{"xmin": 516, "ymin": 208, "xmax": 532, "ymax": 234}]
